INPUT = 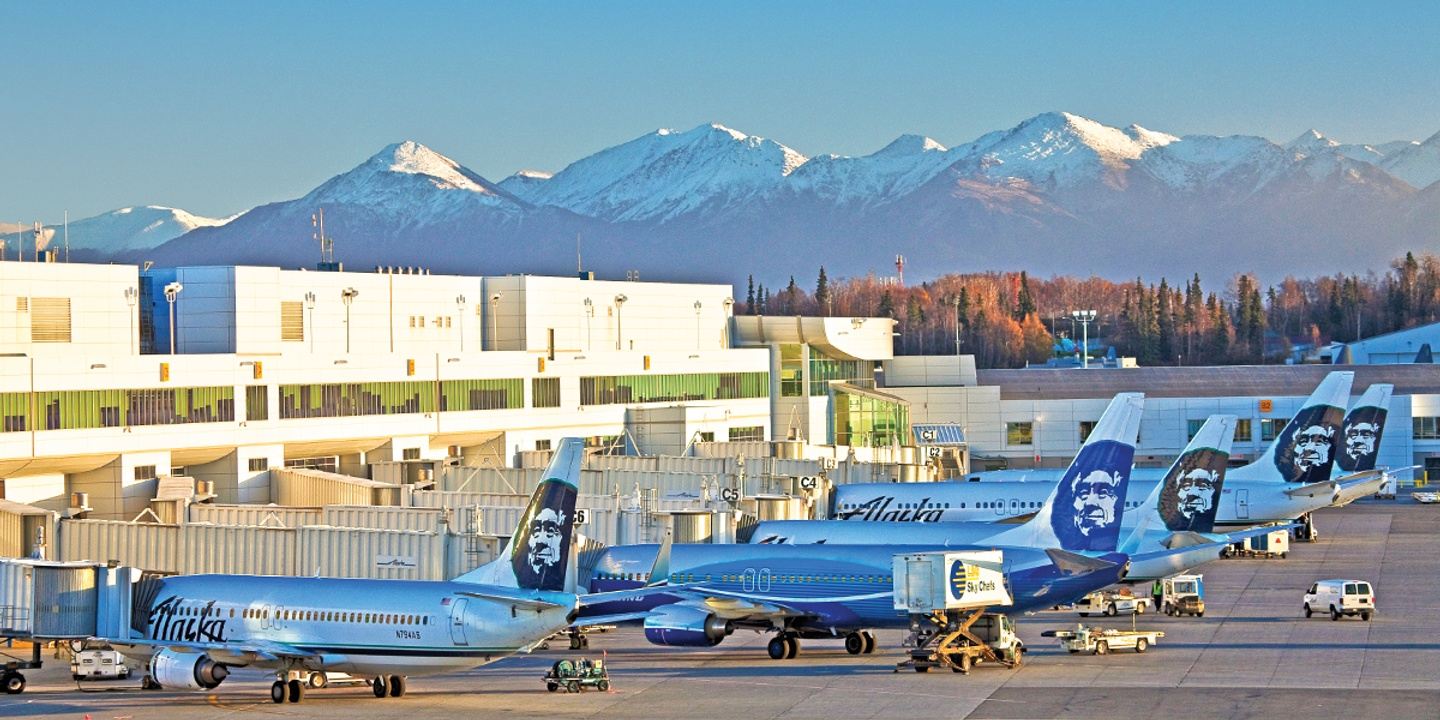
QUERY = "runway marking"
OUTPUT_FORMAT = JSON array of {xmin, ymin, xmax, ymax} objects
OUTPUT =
[{"xmin": 683, "ymin": 676, "xmax": 1024, "ymax": 701}]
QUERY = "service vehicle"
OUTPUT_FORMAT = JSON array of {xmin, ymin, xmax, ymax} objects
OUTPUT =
[
  {"xmin": 1076, "ymin": 589, "xmax": 1152, "ymax": 616},
  {"xmin": 1303, "ymin": 579, "xmax": 1375, "ymax": 621},
  {"xmin": 70, "ymin": 648, "xmax": 131, "ymax": 681},
  {"xmin": 1414, "ymin": 491, "xmax": 1440, "ymax": 504},
  {"xmin": 1232, "ymin": 528, "xmax": 1289, "ymax": 558},
  {"xmin": 544, "ymin": 657, "xmax": 609, "ymax": 693},
  {"xmin": 1045, "ymin": 624, "xmax": 1165, "ymax": 655},
  {"xmin": 1161, "ymin": 574, "xmax": 1205, "ymax": 617}
]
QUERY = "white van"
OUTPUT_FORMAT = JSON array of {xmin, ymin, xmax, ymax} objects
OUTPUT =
[{"xmin": 1303, "ymin": 579, "xmax": 1375, "ymax": 621}]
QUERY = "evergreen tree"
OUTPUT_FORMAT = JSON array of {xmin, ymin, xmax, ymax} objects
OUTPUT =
[
  {"xmin": 1157, "ymin": 278, "xmax": 1175, "ymax": 362},
  {"xmin": 746, "ymin": 275, "xmax": 756, "ymax": 315},
  {"xmin": 815, "ymin": 266, "xmax": 831, "ymax": 315},
  {"xmin": 785, "ymin": 276, "xmax": 800, "ymax": 315},
  {"xmin": 1015, "ymin": 271, "xmax": 1037, "ymax": 320}
]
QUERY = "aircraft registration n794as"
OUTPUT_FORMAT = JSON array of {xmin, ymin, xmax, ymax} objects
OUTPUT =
[{"xmin": 101, "ymin": 437, "xmax": 663, "ymax": 704}]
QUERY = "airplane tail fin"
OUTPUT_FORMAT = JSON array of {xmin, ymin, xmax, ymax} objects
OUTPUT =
[
  {"xmin": 1122, "ymin": 415, "xmax": 1235, "ymax": 552},
  {"xmin": 991, "ymin": 392, "xmax": 1143, "ymax": 553},
  {"xmin": 1230, "ymin": 370, "xmax": 1352, "ymax": 484},
  {"xmin": 1334, "ymin": 384, "xmax": 1392, "ymax": 475},
  {"xmin": 454, "ymin": 438, "xmax": 583, "ymax": 592}
]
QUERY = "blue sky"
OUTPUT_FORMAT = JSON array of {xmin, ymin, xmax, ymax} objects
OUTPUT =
[{"xmin": 3, "ymin": 1, "xmax": 1439, "ymax": 220}]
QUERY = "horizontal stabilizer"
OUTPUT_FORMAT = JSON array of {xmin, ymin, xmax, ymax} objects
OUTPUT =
[{"xmin": 1045, "ymin": 548, "xmax": 1120, "ymax": 575}]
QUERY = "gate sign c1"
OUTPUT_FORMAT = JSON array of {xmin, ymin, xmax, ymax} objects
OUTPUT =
[
  {"xmin": 720, "ymin": 487, "xmax": 740, "ymax": 504},
  {"xmin": 921, "ymin": 429, "xmax": 938, "ymax": 443}
]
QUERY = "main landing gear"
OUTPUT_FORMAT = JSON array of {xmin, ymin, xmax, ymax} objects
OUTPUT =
[
  {"xmin": 370, "ymin": 674, "xmax": 407, "ymax": 698},
  {"xmin": 270, "ymin": 678, "xmax": 305, "ymax": 704},
  {"xmin": 844, "ymin": 631, "xmax": 877, "ymax": 656},
  {"xmin": 767, "ymin": 634, "xmax": 800, "ymax": 660}
]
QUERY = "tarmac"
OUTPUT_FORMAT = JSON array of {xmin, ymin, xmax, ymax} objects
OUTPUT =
[{"xmin": 3, "ymin": 499, "xmax": 1439, "ymax": 719}]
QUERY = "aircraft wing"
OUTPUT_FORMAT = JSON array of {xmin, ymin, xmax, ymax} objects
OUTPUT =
[
  {"xmin": 100, "ymin": 637, "xmax": 317, "ymax": 666},
  {"xmin": 1283, "ymin": 479, "xmax": 1339, "ymax": 499},
  {"xmin": 455, "ymin": 589, "xmax": 570, "ymax": 611}
]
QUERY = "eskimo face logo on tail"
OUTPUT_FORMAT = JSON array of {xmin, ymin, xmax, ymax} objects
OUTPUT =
[
  {"xmin": 510, "ymin": 479, "xmax": 578, "ymax": 591},
  {"xmin": 1273, "ymin": 405, "xmax": 1344, "ymax": 483},
  {"xmin": 1337, "ymin": 407, "xmax": 1385, "ymax": 473},
  {"xmin": 1051, "ymin": 440, "xmax": 1133, "ymax": 552},
  {"xmin": 1159, "ymin": 448, "xmax": 1226, "ymax": 532}
]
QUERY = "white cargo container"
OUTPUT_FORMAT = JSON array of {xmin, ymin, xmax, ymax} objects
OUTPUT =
[{"xmin": 892, "ymin": 550, "xmax": 1012, "ymax": 613}]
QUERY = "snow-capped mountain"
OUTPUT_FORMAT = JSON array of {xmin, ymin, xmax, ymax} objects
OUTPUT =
[
  {"xmin": 52, "ymin": 206, "xmax": 229, "ymax": 257},
  {"xmin": 1381, "ymin": 130, "xmax": 1440, "ymax": 189},
  {"xmin": 141, "ymin": 141, "xmax": 596, "ymax": 275},
  {"xmin": 117, "ymin": 113, "xmax": 1440, "ymax": 284},
  {"xmin": 525, "ymin": 123, "xmax": 807, "ymax": 222}
]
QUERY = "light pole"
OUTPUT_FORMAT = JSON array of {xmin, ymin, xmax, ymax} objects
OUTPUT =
[
  {"xmin": 489, "ymin": 292, "xmax": 502, "ymax": 350},
  {"xmin": 456, "ymin": 294, "xmax": 467, "ymax": 352},
  {"xmin": 163, "ymin": 282, "xmax": 183, "ymax": 355},
  {"xmin": 304, "ymin": 291, "xmax": 316, "ymax": 353},
  {"xmin": 123, "ymin": 287, "xmax": 137, "ymax": 355},
  {"xmin": 340, "ymin": 287, "xmax": 359, "ymax": 353},
  {"xmin": 1071, "ymin": 309, "xmax": 1097, "ymax": 369},
  {"xmin": 614, "ymin": 294, "xmax": 628, "ymax": 350},
  {"xmin": 693, "ymin": 300, "xmax": 703, "ymax": 350},
  {"xmin": 722, "ymin": 297, "xmax": 734, "ymax": 347},
  {"xmin": 583, "ymin": 298, "xmax": 593, "ymax": 351}
]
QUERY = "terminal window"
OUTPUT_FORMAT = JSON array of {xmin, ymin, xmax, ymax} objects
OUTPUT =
[
  {"xmin": 580, "ymin": 372, "xmax": 768, "ymax": 406},
  {"xmin": 1414, "ymin": 416, "xmax": 1440, "ymax": 440},
  {"xmin": 729, "ymin": 425, "xmax": 764, "ymax": 442},
  {"xmin": 532, "ymin": 378, "xmax": 561, "ymax": 408},
  {"xmin": 1234, "ymin": 419, "xmax": 1253, "ymax": 442},
  {"xmin": 247, "ymin": 458, "xmax": 269, "ymax": 472},
  {"xmin": 1007, "ymin": 422, "xmax": 1034, "ymax": 446},
  {"xmin": 1079, "ymin": 420, "xmax": 1097, "ymax": 442},
  {"xmin": 1260, "ymin": 418, "xmax": 1290, "ymax": 442}
]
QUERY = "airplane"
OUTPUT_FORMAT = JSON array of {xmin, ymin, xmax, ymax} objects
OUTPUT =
[
  {"xmin": 574, "ymin": 394, "xmax": 1144, "ymax": 660},
  {"xmin": 829, "ymin": 371, "xmax": 1377, "ymax": 530},
  {"xmin": 752, "ymin": 410, "xmax": 1253, "ymax": 581},
  {"xmin": 97, "ymin": 438, "xmax": 653, "ymax": 704}
]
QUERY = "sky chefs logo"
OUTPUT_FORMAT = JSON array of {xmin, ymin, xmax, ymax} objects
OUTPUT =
[
  {"xmin": 1158, "ymin": 447, "xmax": 1227, "ymax": 533},
  {"xmin": 1273, "ymin": 404, "xmax": 1345, "ymax": 483},
  {"xmin": 948, "ymin": 560, "xmax": 993, "ymax": 601},
  {"xmin": 1050, "ymin": 440, "xmax": 1133, "ymax": 552}
]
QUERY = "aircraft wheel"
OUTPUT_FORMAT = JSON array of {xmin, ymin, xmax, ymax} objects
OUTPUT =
[
  {"xmin": 845, "ymin": 633, "xmax": 865, "ymax": 655},
  {"xmin": 767, "ymin": 636, "xmax": 788, "ymax": 660},
  {"xmin": 784, "ymin": 636, "xmax": 800, "ymax": 659},
  {"xmin": 288, "ymin": 679, "xmax": 304, "ymax": 703},
  {"xmin": 270, "ymin": 680, "xmax": 286, "ymax": 704},
  {"xmin": 388, "ymin": 675, "xmax": 406, "ymax": 697},
  {"xmin": 862, "ymin": 631, "xmax": 876, "ymax": 654},
  {"xmin": 372, "ymin": 676, "xmax": 388, "ymax": 698}
]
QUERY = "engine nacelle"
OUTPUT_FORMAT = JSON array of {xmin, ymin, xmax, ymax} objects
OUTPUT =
[
  {"xmin": 149, "ymin": 649, "xmax": 230, "ymax": 690},
  {"xmin": 643, "ymin": 606, "xmax": 733, "ymax": 647}
]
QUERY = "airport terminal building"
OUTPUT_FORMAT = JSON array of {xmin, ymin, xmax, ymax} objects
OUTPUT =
[{"xmin": 4, "ymin": 259, "xmax": 1440, "ymax": 524}]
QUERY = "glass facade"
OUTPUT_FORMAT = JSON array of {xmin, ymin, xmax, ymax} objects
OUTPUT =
[
  {"xmin": 279, "ymin": 378, "xmax": 524, "ymax": 419},
  {"xmin": 0, "ymin": 386, "xmax": 235, "ymax": 432},
  {"xmin": 809, "ymin": 351, "xmax": 870, "ymax": 396},
  {"xmin": 779, "ymin": 344, "xmax": 805, "ymax": 397},
  {"xmin": 245, "ymin": 385, "xmax": 268, "ymax": 421},
  {"xmin": 532, "ymin": 378, "xmax": 561, "ymax": 409},
  {"xmin": 439, "ymin": 379, "xmax": 523, "ymax": 412},
  {"xmin": 1260, "ymin": 418, "xmax": 1289, "ymax": 442},
  {"xmin": 729, "ymin": 425, "xmax": 765, "ymax": 441},
  {"xmin": 833, "ymin": 387, "xmax": 909, "ymax": 448},
  {"xmin": 580, "ymin": 372, "xmax": 768, "ymax": 406},
  {"xmin": 1006, "ymin": 422, "xmax": 1034, "ymax": 446},
  {"xmin": 1235, "ymin": 419, "xmax": 1253, "ymax": 442},
  {"xmin": 1414, "ymin": 416, "xmax": 1440, "ymax": 440}
]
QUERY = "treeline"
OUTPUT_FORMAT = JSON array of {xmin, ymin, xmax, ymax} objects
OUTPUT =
[{"xmin": 742, "ymin": 252, "xmax": 1440, "ymax": 368}]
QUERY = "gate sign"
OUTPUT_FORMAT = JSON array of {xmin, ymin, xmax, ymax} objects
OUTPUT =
[
  {"xmin": 720, "ymin": 487, "xmax": 740, "ymax": 504},
  {"xmin": 798, "ymin": 476, "xmax": 818, "ymax": 492},
  {"xmin": 574, "ymin": 509, "xmax": 588, "ymax": 525}
]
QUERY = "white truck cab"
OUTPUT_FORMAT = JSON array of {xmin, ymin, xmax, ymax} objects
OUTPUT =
[{"xmin": 1304, "ymin": 579, "xmax": 1375, "ymax": 621}]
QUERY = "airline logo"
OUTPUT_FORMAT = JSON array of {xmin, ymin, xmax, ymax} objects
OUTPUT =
[
  {"xmin": 1337, "ymin": 406, "xmax": 1385, "ymax": 473},
  {"xmin": 1273, "ymin": 405, "xmax": 1345, "ymax": 483},
  {"xmin": 1050, "ymin": 439, "xmax": 1133, "ymax": 552},
  {"xmin": 510, "ymin": 478, "xmax": 578, "ymax": 592},
  {"xmin": 833, "ymin": 496, "xmax": 944, "ymax": 523},
  {"xmin": 1158, "ymin": 447, "xmax": 1227, "ymax": 532}
]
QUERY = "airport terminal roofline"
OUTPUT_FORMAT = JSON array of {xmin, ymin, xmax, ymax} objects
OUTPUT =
[
  {"xmin": 732, "ymin": 316, "xmax": 895, "ymax": 361},
  {"xmin": 975, "ymin": 363, "xmax": 1440, "ymax": 400}
]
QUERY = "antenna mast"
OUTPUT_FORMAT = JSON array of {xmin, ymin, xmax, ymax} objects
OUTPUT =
[
  {"xmin": 312, "ymin": 208, "xmax": 335, "ymax": 265},
  {"xmin": 895, "ymin": 254, "xmax": 906, "ymax": 287}
]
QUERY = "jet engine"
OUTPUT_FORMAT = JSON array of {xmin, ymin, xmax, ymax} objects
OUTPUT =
[
  {"xmin": 149, "ymin": 649, "xmax": 230, "ymax": 690},
  {"xmin": 643, "ymin": 606, "xmax": 733, "ymax": 647}
]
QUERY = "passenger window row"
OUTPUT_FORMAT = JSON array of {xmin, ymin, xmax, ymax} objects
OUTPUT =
[{"xmin": 229, "ymin": 607, "xmax": 432, "ymax": 626}]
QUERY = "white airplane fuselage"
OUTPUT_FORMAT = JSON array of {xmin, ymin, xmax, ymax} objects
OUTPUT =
[{"xmin": 134, "ymin": 574, "xmax": 575, "ymax": 676}]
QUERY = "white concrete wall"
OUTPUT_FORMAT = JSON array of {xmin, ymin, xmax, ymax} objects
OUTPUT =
[{"xmin": 0, "ymin": 262, "xmax": 139, "ymax": 358}]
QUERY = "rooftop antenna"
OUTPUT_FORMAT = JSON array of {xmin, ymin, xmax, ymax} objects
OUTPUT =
[
  {"xmin": 64, "ymin": 210, "xmax": 69, "ymax": 262},
  {"xmin": 895, "ymin": 254, "xmax": 906, "ymax": 287},
  {"xmin": 33, "ymin": 221, "xmax": 42, "ymax": 262},
  {"xmin": 576, "ymin": 232, "xmax": 582, "ymax": 274},
  {"xmin": 312, "ymin": 208, "xmax": 335, "ymax": 266}
]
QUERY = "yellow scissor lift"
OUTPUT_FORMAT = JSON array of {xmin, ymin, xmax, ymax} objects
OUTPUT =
[{"xmin": 890, "ymin": 550, "xmax": 1020, "ymax": 675}]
